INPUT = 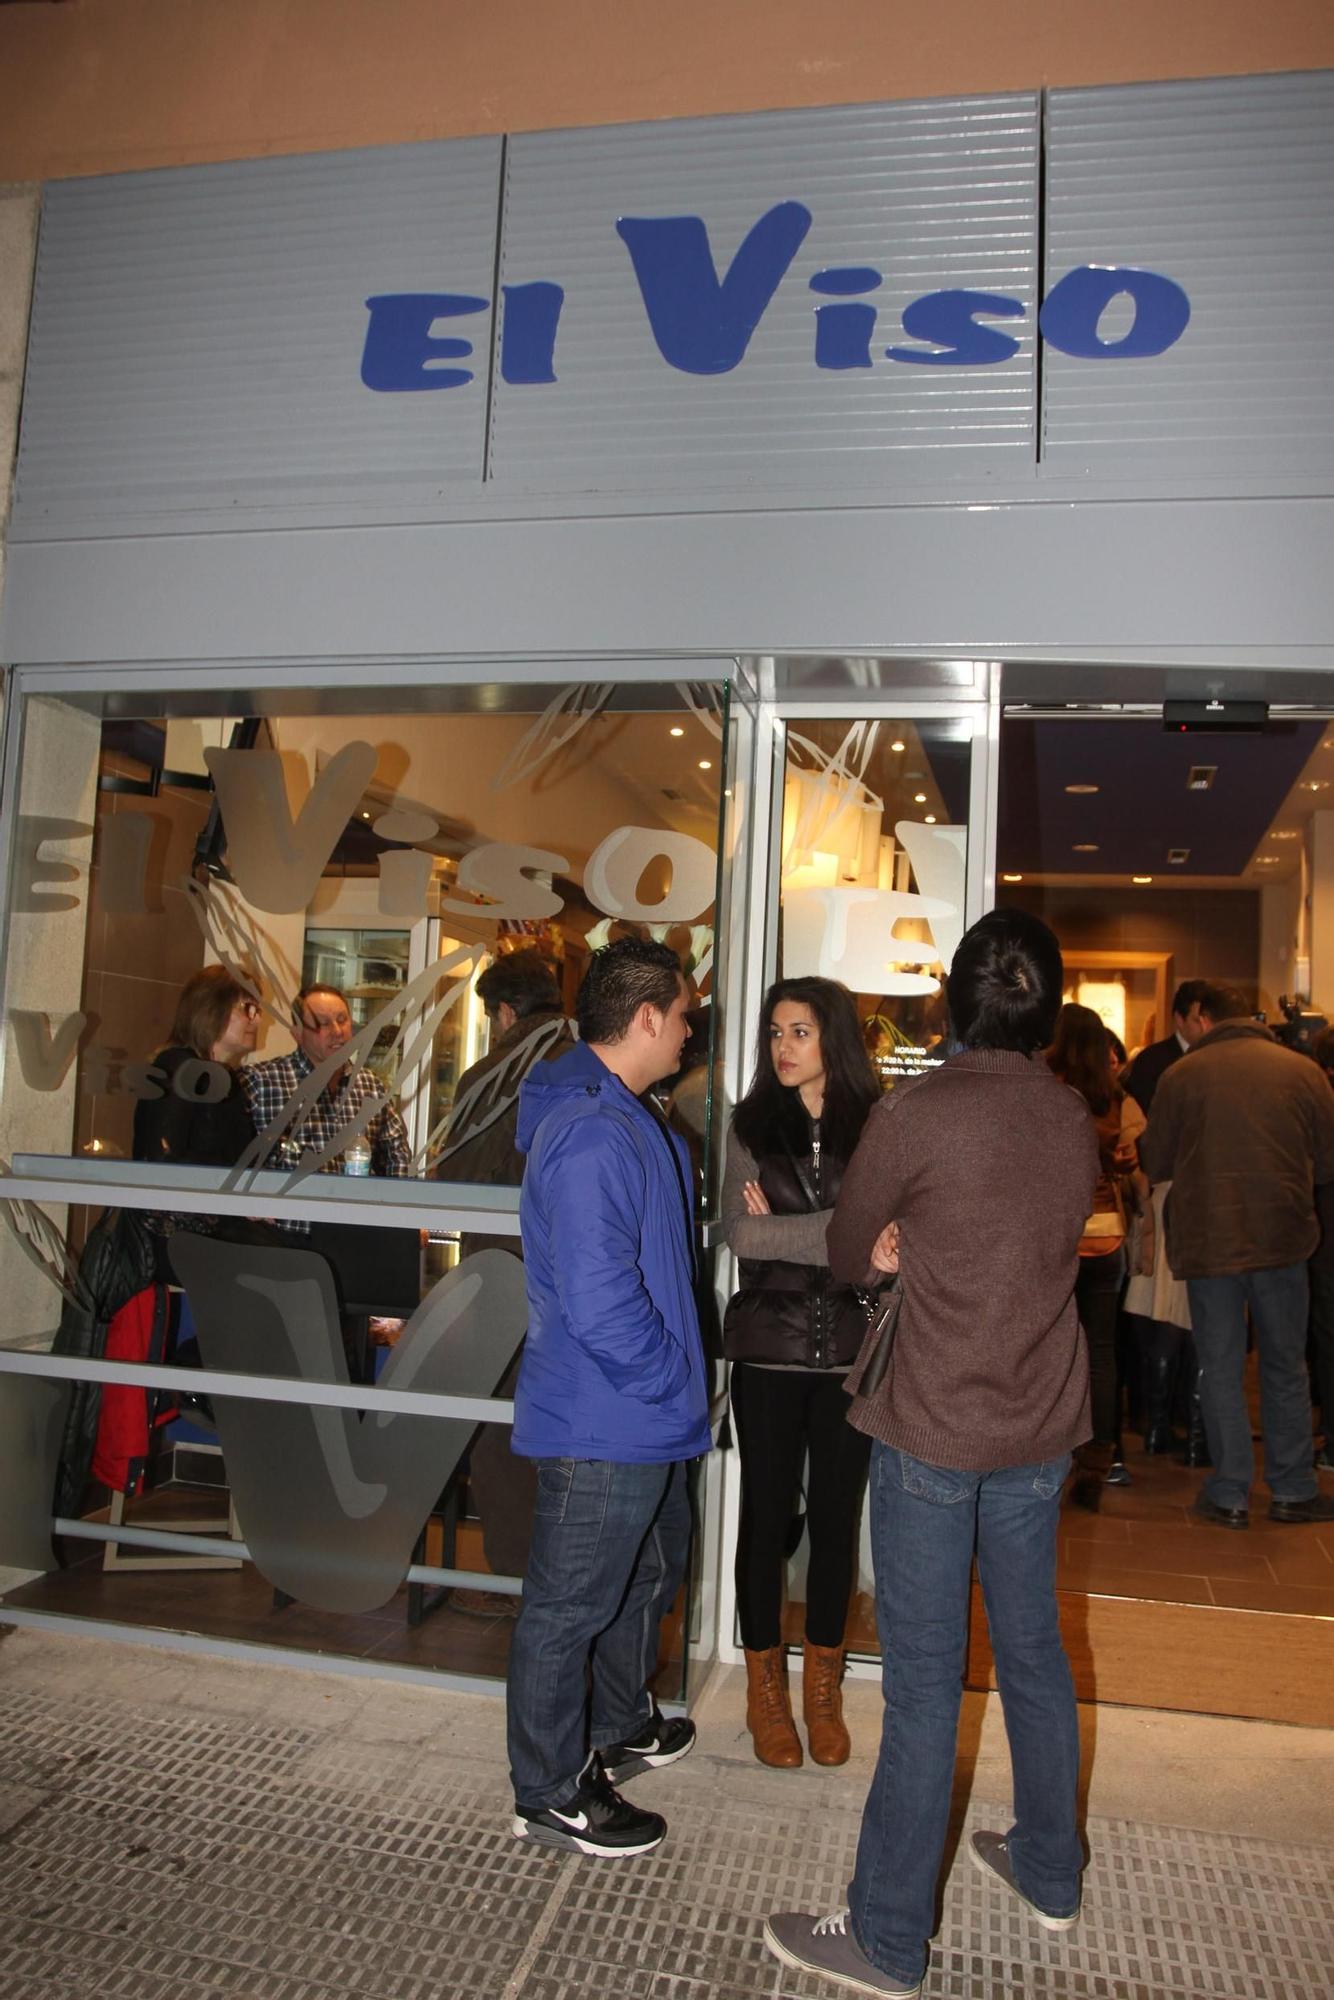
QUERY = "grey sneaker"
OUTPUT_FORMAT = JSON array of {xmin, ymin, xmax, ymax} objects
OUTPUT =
[
  {"xmin": 763, "ymin": 1910, "xmax": 921, "ymax": 1997},
  {"xmin": 969, "ymin": 1831, "xmax": 1080, "ymax": 1930}
]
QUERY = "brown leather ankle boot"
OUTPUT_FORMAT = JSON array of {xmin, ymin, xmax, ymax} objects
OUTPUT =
[
  {"xmin": 802, "ymin": 1640, "xmax": 851, "ymax": 1766},
  {"xmin": 744, "ymin": 1646, "xmax": 802, "ymax": 1767}
]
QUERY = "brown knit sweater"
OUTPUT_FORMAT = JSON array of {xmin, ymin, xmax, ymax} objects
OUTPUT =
[{"xmin": 827, "ymin": 1049, "xmax": 1098, "ymax": 1471}]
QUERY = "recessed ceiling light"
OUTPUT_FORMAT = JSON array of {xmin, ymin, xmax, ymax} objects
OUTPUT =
[
  {"xmin": 1072, "ymin": 843, "xmax": 1099, "ymax": 853},
  {"xmin": 360, "ymin": 810, "xmax": 371, "ymax": 819},
  {"xmin": 1167, "ymin": 847, "xmax": 1190, "ymax": 865},
  {"xmin": 1255, "ymin": 856, "xmax": 1280, "ymax": 866},
  {"xmin": 698, "ymin": 759, "xmax": 712, "ymax": 771},
  {"xmin": 891, "ymin": 740, "xmax": 906, "ymax": 753},
  {"xmin": 1065, "ymin": 783, "xmax": 1099, "ymax": 795},
  {"xmin": 913, "ymin": 792, "xmax": 927, "ymax": 804},
  {"xmin": 1305, "ymin": 780, "xmax": 1329, "ymax": 793},
  {"xmin": 924, "ymin": 814, "xmax": 937, "ymax": 824},
  {"xmin": 1132, "ymin": 875, "xmax": 1153, "ymax": 885},
  {"xmin": 1001, "ymin": 872, "xmax": 1023, "ymax": 883},
  {"xmin": 1271, "ymin": 829, "xmax": 1300, "ymax": 840},
  {"xmin": 669, "ymin": 725, "xmax": 685, "ymax": 737},
  {"xmin": 1187, "ymin": 766, "xmax": 1217, "ymax": 791}
]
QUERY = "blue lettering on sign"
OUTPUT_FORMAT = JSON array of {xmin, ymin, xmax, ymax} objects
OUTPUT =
[
  {"xmin": 500, "ymin": 281, "xmax": 566, "ymax": 384},
  {"xmin": 886, "ymin": 289, "xmax": 1026, "ymax": 367},
  {"xmin": 361, "ymin": 292, "xmax": 488, "ymax": 391},
  {"xmin": 358, "ymin": 203, "xmax": 1193, "ymax": 392},
  {"xmin": 614, "ymin": 201, "xmax": 812, "ymax": 375},
  {"xmin": 810, "ymin": 267, "xmax": 882, "ymax": 371},
  {"xmin": 1038, "ymin": 264, "xmax": 1191, "ymax": 359}
]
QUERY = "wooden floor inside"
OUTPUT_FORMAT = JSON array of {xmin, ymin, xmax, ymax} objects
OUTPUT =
[
  {"xmin": 782, "ymin": 1445, "xmax": 1334, "ymax": 1729},
  {"xmin": 8, "ymin": 1438, "xmax": 1331, "ymax": 1728},
  {"xmin": 4, "ymin": 1491, "xmax": 692, "ymax": 1699}
]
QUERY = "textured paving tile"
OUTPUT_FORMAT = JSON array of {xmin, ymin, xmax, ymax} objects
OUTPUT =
[{"xmin": 0, "ymin": 1676, "xmax": 1330, "ymax": 1999}]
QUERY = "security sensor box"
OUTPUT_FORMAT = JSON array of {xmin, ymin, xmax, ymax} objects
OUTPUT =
[{"xmin": 1163, "ymin": 699, "xmax": 1269, "ymax": 733}]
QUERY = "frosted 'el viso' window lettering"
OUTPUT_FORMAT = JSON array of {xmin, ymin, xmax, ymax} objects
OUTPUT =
[{"xmin": 0, "ymin": 682, "xmax": 726, "ymax": 1269}]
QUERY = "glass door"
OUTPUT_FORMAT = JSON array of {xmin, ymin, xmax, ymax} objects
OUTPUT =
[{"xmin": 718, "ymin": 696, "xmax": 993, "ymax": 1667}]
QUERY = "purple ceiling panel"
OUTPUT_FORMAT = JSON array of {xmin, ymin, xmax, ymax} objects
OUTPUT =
[{"xmin": 997, "ymin": 719, "xmax": 1324, "ymax": 877}]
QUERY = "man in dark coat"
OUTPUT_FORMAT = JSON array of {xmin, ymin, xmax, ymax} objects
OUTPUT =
[
  {"xmin": 435, "ymin": 950, "xmax": 574, "ymax": 1608},
  {"xmin": 1142, "ymin": 983, "xmax": 1334, "ymax": 1529},
  {"xmin": 1124, "ymin": 978, "xmax": 1209, "ymax": 1114}
]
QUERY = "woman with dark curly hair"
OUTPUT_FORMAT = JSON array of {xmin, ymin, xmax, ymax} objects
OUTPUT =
[{"xmin": 723, "ymin": 976, "xmax": 881, "ymax": 1769}]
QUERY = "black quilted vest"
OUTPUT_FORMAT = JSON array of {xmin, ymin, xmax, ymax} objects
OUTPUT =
[{"xmin": 724, "ymin": 1119, "xmax": 867, "ymax": 1369}]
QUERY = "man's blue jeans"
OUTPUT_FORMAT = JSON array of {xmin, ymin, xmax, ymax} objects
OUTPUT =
[
  {"xmin": 506, "ymin": 1456, "xmax": 691, "ymax": 1808},
  {"xmin": 1186, "ymin": 1264, "xmax": 1318, "ymax": 1511},
  {"xmin": 849, "ymin": 1443, "xmax": 1081, "ymax": 1987}
]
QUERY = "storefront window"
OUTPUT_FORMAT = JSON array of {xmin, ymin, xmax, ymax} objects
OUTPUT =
[{"xmin": 0, "ymin": 671, "xmax": 737, "ymax": 1695}]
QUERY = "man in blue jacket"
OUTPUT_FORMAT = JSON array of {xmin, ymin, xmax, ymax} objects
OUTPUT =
[{"xmin": 507, "ymin": 937, "xmax": 712, "ymax": 1857}]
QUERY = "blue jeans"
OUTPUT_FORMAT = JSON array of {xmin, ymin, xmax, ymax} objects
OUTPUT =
[
  {"xmin": 849, "ymin": 1443, "xmax": 1081, "ymax": 1986},
  {"xmin": 506, "ymin": 1456, "xmax": 691, "ymax": 1808},
  {"xmin": 1187, "ymin": 1264, "xmax": 1318, "ymax": 1511}
]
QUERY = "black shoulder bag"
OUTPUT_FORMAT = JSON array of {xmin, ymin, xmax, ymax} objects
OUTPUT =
[{"xmin": 851, "ymin": 1280, "xmax": 902, "ymax": 1397}]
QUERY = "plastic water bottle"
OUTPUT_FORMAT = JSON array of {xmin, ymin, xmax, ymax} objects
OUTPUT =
[{"xmin": 343, "ymin": 1136, "xmax": 372, "ymax": 1177}]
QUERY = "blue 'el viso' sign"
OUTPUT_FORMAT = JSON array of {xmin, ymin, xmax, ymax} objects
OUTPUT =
[{"xmin": 359, "ymin": 199, "xmax": 1191, "ymax": 392}]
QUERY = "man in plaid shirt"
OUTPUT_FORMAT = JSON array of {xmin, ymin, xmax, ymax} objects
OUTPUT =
[{"xmin": 242, "ymin": 983, "xmax": 412, "ymax": 1181}]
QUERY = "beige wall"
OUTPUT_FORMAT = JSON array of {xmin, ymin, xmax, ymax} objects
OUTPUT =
[
  {"xmin": 1, "ymin": 0, "xmax": 1332, "ymax": 181},
  {"xmin": 0, "ymin": 183, "xmax": 38, "ymax": 605}
]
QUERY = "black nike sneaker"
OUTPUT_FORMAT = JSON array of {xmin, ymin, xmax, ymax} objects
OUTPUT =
[
  {"xmin": 512, "ymin": 1755, "xmax": 667, "ymax": 1857},
  {"xmin": 599, "ymin": 1707, "xmax": 697, "ymax": 1784}
]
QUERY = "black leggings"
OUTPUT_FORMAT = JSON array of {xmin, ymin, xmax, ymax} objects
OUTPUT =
[
  {"xmin": 1075, "ymin": 1247, "xmax": 1127, "ymax": 1448},
  {"xmin": 731, "ymin": 1361, "xmax": 872, "ymax": 1651}
]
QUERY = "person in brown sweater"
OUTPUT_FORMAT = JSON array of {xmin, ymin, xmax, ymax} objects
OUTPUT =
[{"xmin": 765, "ymin": 909, "xmax": 1097, "ymax": 2000}]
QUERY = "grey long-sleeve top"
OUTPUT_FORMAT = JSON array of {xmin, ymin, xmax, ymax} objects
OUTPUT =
[{"xmin": 721, "ymin": 1126, "xmax": 832, "ymax": 1266}]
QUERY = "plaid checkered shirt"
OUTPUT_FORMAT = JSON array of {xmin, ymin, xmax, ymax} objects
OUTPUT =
[{"xmin": 240, "ymin": 1049, "xmax": 412, "ymax": 1181}]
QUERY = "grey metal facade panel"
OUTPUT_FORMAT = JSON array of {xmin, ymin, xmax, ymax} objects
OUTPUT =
[
  {"xmin": 5, "ymin": 498, "xmax": 1334, "ymax": 671},
  {"xmin": 12, "ymin": 139, "xmax": 503, "ymax": 532},
  {"xmin": 490, "ymin": 97, "xmax": 1040, "ymax": 494},
  {"xmin": 1042, "ymin": 72, "xmax": 1334, "ymax": 471}
]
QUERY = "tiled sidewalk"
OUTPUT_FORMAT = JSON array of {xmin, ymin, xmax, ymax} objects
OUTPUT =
[{"xmin": 1, "ymin": 1627, "xmax": 1330, "ymax": 2000}]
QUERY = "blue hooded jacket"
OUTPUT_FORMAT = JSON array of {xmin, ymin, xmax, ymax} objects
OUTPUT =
[{"xmin": 512, "ymin": 1038, "xmax": 712, "ymax": 1464}]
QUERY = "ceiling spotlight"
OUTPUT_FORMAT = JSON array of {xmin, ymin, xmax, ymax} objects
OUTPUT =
[
  {"xmin": 1305, "ymin": 780, "xmax": 1330, "ymax": 793},
  {"xmin": 924, "ymin": 814, "xmax": 937, "ymax": 825},
  {"xmin": 1001, "ymin": 872, "xmax": 1023, "ymax": 883},
  {"xmin": 1132, "ymin": 875, "xmax": 1153, "ymax": 885},
  {"xmin": 913, "ymin": 792, "xmax": 927, "ymax": 804},
  {"xmin": 669, "ymin": 725, "xmax": 685, "ymax": 737},
  {"xmin": 1072, "ymin": 843, "xmax": 1099, "ymax": 853},
  {"xmin": 890, "ymin": 740, "xmax": 906, "ymax": 753},
  {"xmin": 698, "ymin": 759, "xmax": 712, "ymax": 771},
  {"xmin": 360, "ymin": 810, "xmax": 371, "ymax": 819},
  {"xmin": 1065, "ymin": 783, "xmax": 1100, "ymax": 795}
]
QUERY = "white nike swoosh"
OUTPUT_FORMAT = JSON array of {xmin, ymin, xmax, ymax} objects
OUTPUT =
[{"xmin": 550, "ymin": 1808, "xmax": 590, "ymax": 1830}]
